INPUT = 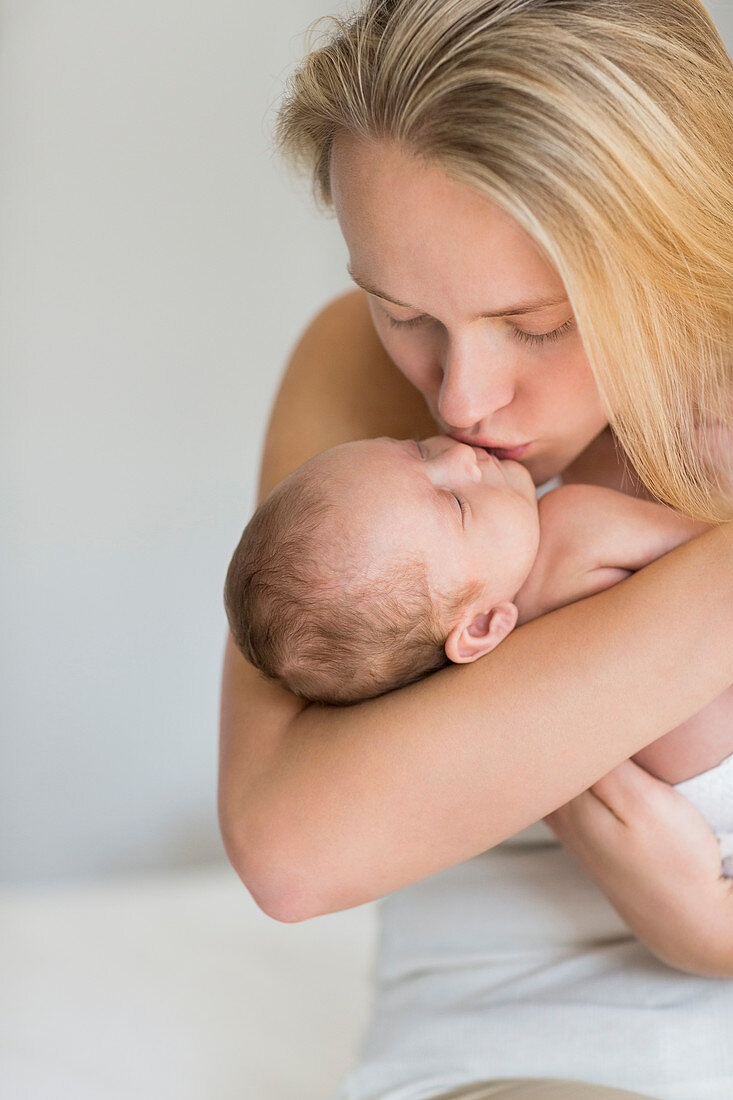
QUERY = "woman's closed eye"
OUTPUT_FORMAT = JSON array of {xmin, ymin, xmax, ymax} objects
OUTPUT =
[
  {"xmin": 511, "ymin": 318, "xmax": 575, "ymax": 345},
  {"xmin": 385, "ymin": 312, "xmax": 575, "ymax": 345},
  {"xmin": 385, "ymin": 314, "xmax": 427, "ymax": 330}
]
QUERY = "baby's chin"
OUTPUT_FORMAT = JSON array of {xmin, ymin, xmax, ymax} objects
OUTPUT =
[
  {"xmin": 523, "ymin": 455, "xmax": 561, "ymax": 490},
  {"xmin": 500, "ymin": 457, "xmax": 541, "ymax": 500}
]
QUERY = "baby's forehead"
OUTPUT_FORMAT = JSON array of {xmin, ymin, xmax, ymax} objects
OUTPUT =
[
  {"xmin": 322, "ymin": 437, "xmax": 415, "ymax": 494},
  {"xmin": 311, "ymin": 441, "xmax": 431, "ymax": 573},
  {"xmin": 300, "ymin": 439, "xmax": 425, "ymax": 538},
  {"xmin": 333, "ymin": 436, "xmax": 404, "ymax": 464}
]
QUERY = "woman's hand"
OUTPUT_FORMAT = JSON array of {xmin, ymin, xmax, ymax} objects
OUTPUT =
[{"xmin": 544, "ymin": 759, "xmax": 733, "ymax": 977}]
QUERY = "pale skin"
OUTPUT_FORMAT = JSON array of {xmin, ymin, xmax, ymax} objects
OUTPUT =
[{"xmin": 218, "ymin": 135, "xmax": 733, "ymax": 973}]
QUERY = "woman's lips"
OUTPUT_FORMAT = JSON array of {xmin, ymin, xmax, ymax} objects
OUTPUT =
[
  {"xmin": 450, "ymin": 434, "xmax": 533, "ymax": 461},
  {"xmin": 486, "ymin": 443, "xmax": 532, "ymax": 461}
]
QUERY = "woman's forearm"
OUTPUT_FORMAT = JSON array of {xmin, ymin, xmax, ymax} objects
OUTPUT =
[
  {"xmin": 633, "ymin": 880, "xmax": 733, "ymax": 979},
  {"xmin": 221, "ymin": 522, "xmax": 733, "ymax": 922}
]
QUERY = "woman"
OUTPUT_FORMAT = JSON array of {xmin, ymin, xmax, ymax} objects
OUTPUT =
[{"xmin": 219, "ymin": 1, "xmax": 733, "ymax": 1097}]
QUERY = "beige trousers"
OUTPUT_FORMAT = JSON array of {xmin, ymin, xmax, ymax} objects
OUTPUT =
[{"xmin": 426, "ymin": 1079, "xmax": 658, "ymax": 1099}]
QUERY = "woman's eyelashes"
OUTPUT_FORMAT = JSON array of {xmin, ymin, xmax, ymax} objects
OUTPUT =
[
  {"xmin": 384, "ymin": 311, "xmax": 575, "ymax": 345},
  {"xmin": 385, "ymin": 313, "xmax": 426, "ymax": 330},
  {"xmin": 511, "ymin": 318, "xmax": 575, "ymax": 345}
]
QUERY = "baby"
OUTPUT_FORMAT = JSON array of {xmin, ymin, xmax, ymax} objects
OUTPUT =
[
  {"xmin": 225, "ymin": 434, "xmax": 544, "ymax": 705},
  {"xmin": 224, "ymin": 434, "xmax": 733, "ymax": 872}
]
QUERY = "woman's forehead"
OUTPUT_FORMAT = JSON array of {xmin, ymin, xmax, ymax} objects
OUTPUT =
[{"xmin": 330, "ymin": 133, "xmax": 565, "ymax": 315}]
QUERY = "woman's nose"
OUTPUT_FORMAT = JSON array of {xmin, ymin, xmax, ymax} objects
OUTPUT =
[{"xmin": 436, "ymin": 337, "xmax": 516, "ymax": 430}]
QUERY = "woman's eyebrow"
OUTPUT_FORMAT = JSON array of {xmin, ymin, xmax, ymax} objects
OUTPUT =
[{"xmin": 347, "ymin": 266, "xmax": 568, "ymax": 318}]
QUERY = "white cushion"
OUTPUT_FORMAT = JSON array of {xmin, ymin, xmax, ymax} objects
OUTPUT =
[{"xmin": 0, "ymin": 863, "xmax": 378, "ymax": 1099}]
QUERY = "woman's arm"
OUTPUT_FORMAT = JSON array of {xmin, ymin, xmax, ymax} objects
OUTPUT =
[{"xmin": 219, "ymin": 289, "xmax": 733, "ymax": 923}]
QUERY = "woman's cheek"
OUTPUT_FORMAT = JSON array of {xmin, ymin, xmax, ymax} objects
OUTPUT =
[
  {"xmin": 551, "ymin": 330, "xmax": 594, "ymax": 387},
  {"xmin": 372, "ymin": 318, "xmax": 438, "ymax": 394}
]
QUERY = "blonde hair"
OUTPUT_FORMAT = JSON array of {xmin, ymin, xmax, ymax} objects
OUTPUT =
[{"xmin": 275, "ymin": 0, "xmax": 733, "ymax": 521}]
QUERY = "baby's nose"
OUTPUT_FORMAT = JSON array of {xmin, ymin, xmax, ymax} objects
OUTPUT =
[{"xmin": 439, "ymin": 441, "xmax": 483, "ymax": 481}]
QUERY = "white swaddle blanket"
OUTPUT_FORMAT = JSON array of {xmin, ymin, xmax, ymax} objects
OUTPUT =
[{"xmin": 673, "ymin": 751, "xmax": 733, "ymax": 877}]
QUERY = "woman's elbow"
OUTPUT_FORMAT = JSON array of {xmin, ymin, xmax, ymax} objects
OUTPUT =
[{"xmin": 219, "ymin": 811, "xmax": 325, "ymax": 923}]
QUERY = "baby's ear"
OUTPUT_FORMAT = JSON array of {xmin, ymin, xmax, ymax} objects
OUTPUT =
[{"xmin": 444, "ymin": 602, "xmax": 518, "ymax": 664}]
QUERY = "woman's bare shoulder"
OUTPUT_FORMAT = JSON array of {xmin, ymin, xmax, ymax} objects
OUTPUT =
[{"xmin": 258, "ymin": 288, "xmax": 436, "ymax": 497}]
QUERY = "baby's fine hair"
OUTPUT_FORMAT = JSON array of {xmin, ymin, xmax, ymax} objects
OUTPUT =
[{"xmin": 223, "ymin": 469, "xmax": 482, "ymax": 704}]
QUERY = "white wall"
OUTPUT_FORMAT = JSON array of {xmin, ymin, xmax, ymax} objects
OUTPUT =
[
  {"xmin": 0, "ymin": 0, "xmax": 351, "ymax": 884},
  {"xmin": 2, "ymin": 1, "xmax": 731, "ymax": 884}
]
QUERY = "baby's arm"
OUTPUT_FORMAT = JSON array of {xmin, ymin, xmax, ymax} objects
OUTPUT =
[{"xmin": 515, "ymin": 485, "xmax": 733, "ymax": 784}]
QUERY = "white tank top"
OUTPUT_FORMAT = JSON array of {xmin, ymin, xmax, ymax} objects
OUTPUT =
[{"xmin": 333, "ymin": 478, "xmax": 733, "ymax": 1100}]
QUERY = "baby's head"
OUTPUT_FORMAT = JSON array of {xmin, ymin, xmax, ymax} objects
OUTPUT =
[{"xmin": 224, "ymin": 436, "xmax": 540, "ymax": 704}]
